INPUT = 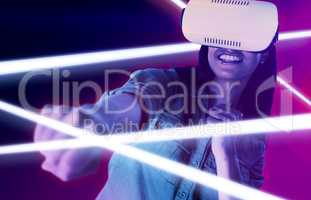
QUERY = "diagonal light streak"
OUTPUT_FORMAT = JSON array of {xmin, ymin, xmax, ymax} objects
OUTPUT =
[
  {"xmin": 0, "ymin": 44, "xmax": 310, "ymax": 108},
  {"xmin": 1, "ymin": 100, "xmax": 311, "ymax": 148},
  {"xmin": 277, "ymin": 76, "xmax": 311, "ymax": 107},
  {"xmin": 0, "ymin": 111, "xmax": 311, "ymax": 155},
  {"xmin": 1, "ymin": 140, "xmax": 283, "ymax": 200},
  {"xmin": 279, "ymin": 30, "xmax": 311, "ymax": 41},
  {"xmin": 170, "ymin": 0, "xmax": 187, "ymax": 8},
  {"xmin": 0, "ymin": 141, "xmax": 284, "ymax": 200},
  {"xmin": 10, "ymin": 136, "xmax": 281, "ymax": 200},
  {"xmin": 0, "ymin": 99, "xmax": 287, "ymax": 200},
  {"xmin": 0, "ymin": 31, "xmax": 310, "ymax": 76},
  {"xmin": 0, "ymin": 43, "xmax": 200, "ymax": 76}
]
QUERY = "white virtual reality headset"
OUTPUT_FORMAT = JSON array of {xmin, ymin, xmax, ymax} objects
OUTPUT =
[{"xmin": 182, "ymin": 0, "xmax": 279, "ymax": 52}]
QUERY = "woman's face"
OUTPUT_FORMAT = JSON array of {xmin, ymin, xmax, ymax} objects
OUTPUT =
[{"xmin": 208, "ymin": 47, "xmax": 264, "ymax": 81}]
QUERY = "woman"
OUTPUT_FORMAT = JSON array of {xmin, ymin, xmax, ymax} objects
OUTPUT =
[{"xmin": 34, "ymin": 43, "xmax": 277, "ymax": 200}]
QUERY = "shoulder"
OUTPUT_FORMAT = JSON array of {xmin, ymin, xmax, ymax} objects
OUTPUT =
[{"xmin": 130, "ymin": 68, "xmax": 179, "ymax": 82}]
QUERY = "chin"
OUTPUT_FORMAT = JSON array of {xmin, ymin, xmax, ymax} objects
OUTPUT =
[{"xmin": 216, "ymin": 70, "xmax": 241, "ymax": 81}]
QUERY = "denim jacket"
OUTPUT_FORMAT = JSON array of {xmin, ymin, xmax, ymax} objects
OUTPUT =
[{"xmin": 92, "ymin": 68, "xmax": 266, "ymax": 200}]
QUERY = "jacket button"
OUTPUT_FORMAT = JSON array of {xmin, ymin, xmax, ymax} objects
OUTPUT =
[{"xmin": 177, "ymin": 191, "xmax": 186, "ymax": 198}]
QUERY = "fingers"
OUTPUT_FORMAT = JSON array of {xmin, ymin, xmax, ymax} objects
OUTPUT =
[
  {"xmin": 41, "ymin": 133, "xmax": 69, "ymax": 165},
  {"xmin": 34, "ymin": 105, "xmax": 78, "ymax": 141},
  {"xmin": 35, "ymin": 105, "xmax": 78, "ymax": 171},
  {"xmin": 62, "ymin": 108, "xmax": 80, "ymax": 128},
  {"xmin": 41, "ymin": 158, "xmax": 71, "ymax": 181},
  {"xmin": 34, "ymin": 105, "xmax": 65, "ymax": 142},
  {"xmin": 33, "ymin": 105, "xmax": 52, "ymax": 142},
  {"xmin": 34, "ymin": 105, "xmax": 90, "ymax": 181},
  {"xmin": 42, "ymin": 150, "xmax": 81, "ymax": 181}
]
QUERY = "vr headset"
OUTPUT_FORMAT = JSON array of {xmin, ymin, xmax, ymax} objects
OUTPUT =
[{"xmin": 182, "ymin": 0, "xmax": 279, "ymax": 52}]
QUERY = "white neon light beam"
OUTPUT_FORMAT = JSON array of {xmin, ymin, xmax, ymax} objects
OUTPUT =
[
  {"xmin": 0, "ymin": 43, "xmax": 200, "ymax": 76},
  {"xmin": 1, "ymin": 111, "xmax": 311, "ymax": 155},
  {"xmin": 0, "ymin": 49, "xmax": 310, "ymax": 109},
  {"xmin": 279, "ymin": 30, "xmax": 311, "ymax": 41},
  {"xmin": 170, "ymin": 0, "xmax": 186, "ymax": 9},
  {"xmin": 277, "ymin": 76, "xmax": 311, "ymax": 107},
  {"xmin": 0, "ymin": 137, "xmax": 282, "ymax": 200},
  {"xmin": 0, "ymin": 100, "xmax": 287, "ymax": 200},
  {"xmin": 1, "ymin": 100, "xmax": 311, "ymax": 147},
  {"xmin": 170, "ymin": 0, "xmax": 187, "ymax": 8},
  {"xmin": 0, "ymin": 31, "xmax": 310, "ymax": 76}
]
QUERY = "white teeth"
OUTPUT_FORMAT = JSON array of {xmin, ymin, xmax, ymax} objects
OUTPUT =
[{"xmin": 219, "ymin": 54, "xmax": 241, "ymax": 62}]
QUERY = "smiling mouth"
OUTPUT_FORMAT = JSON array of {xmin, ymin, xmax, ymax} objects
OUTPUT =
[
  {"xmin": 215, "ymin": 48, "xmax": 244, "ymax": 64},
  {"xmin": 217, "ymin": 54, "xmax": 243, "ymax": 64}
]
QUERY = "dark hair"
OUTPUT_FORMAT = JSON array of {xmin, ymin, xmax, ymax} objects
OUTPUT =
[{"xmin": 196, "ymin": 45, "xmax": 277, "ymax": 119}]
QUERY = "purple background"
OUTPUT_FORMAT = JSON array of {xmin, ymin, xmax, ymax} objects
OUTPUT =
[{"xmin": 0, "ymin": 0, "xmax": 311, "ymax": 199}]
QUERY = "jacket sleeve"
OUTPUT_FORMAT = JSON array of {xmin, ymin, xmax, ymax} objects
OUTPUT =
[
  {"xmin": 78, "ymin": 68, "xmax": 179, "ymax": 129},
  {"xmin": 109, "ymin": 68, "xmax": 179, "ymax": 118}
]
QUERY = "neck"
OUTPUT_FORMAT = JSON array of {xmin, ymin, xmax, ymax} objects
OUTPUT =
[{"xmin": 211, "ymin": 77, "xmax": 250, "ymax": 109}]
